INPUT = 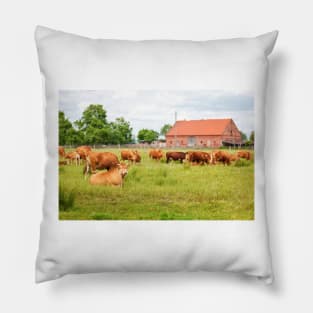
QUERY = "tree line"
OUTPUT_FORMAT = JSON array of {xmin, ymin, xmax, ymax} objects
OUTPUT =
[
  {"xmin": 59, "ymin": 103, "xmax": 253, "ymax": 146},
  {"xmin": 240, "ymin": 131, "xmax": 254, "ymax": 145},
  {"xmin": 59, "ymin": 104, "xmax": 172, "ymax": 146},
  {"xmin": 59, "ymin": 104, "xmax": 133, "ymax": 145}
]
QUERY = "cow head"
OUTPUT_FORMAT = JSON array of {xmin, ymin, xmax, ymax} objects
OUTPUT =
[
  {"xmin": 185, "ymin": 152, "xmax": 190, "ymax": 161},
  {"xmin": 117, "ymin": 163, "xmax": 128, "ymax": 178}
]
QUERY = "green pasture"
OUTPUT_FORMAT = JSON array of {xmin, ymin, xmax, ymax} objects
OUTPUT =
[{"xmin": 59, "ymin": 149, "xmax": 254, "ymax": 220}]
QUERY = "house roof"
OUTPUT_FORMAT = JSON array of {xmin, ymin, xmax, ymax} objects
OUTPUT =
[{"xmin": 166, "ymin": 118, "xmax": 232, "ymax": 136}]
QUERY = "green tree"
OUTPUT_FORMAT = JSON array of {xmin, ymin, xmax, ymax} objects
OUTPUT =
[
  {"xmin": 160, "ymin": 124, "xmax": 172, "ymax": 136},
  {"xmin": 75, "ymin": 104, "xmax": 107, "ymax": 131},
  {"xmin": 74, "ymin": 104, "xmax": 134, "ymax": 145},
  {"xmin": 137, "ymin": 129, "xmax": 159, "ymax": 143},
  {"xmin": 249, "ymin": 131, "xmax": 255, "ymax": 143},
  {"xmin": 75, "ymin": 104, "xmax": 109, "ymax": 145},
  {"xmin": 240, "ymin": 131, "xmax": 247, "ymax": 141},
  {"xmin": 59, "ymin": 111, "xmax": 74, "ymax": 145},
  {"xmin": 110, "ymin": 117, "xmax": 133, "ymax": 144}
]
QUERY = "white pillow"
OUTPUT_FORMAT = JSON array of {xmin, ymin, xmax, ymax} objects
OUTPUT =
[{"xmin": 35, "ymin": 26, "xmax": 278, "ymax": 283}]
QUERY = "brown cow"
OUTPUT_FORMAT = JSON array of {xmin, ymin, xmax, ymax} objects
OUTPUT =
[
  {"xmin": 237, "ymin": 150, "xmax": 251, "ymax": 160},
  {"xmin": 133, "ymin": 150, "xmax": 141, "ymax": 163},
  {"xmin": 59, "ymin": 146, "xmax": 65, "ymax": 158},
  {"xmin": 185, "ymin": 151, "xmax": 210, "ymax": 165},
  {"xmin": 89, "ymin": 163, "xmax": 128, "ymax": 186},
  {"xmin": 213, "ymin": 150, "xmax": 231, "ymax": 165},
  {"xmin": 76, "ymin": 145, "xmax": 92, "ymax": 160},
  {"xmin": 121, "ymin": 150, "xmax": 138, "ymax": 163},
  {"xmin": 166, "ymin": 151, "xmax": 186, "ymax": 163},
  {"xmin": 149, "ymin": 149, "xmax": 163, "ymax": 161},
  {"xmin": 84, "ymin": 151, "xmax": 119, "ymax": 176},
  {"xmin": 229, "ymin": 153, "xmax": 238, "ymax": 162},
  {"xmin": 65, "ymin": 151, "xmax": 81, "ymax": 166}
]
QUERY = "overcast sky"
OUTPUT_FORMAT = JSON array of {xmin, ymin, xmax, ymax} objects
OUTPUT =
[{"xmin": 59, "ymin": 90, "xmax": 254, "ymax": 137}]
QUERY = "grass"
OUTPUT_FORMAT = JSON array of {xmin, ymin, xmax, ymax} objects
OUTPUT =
[
  {"xmin": 59, "ymin": 148, "xmax": 254, "ymax": 220},
  {"xmin": 59, "ymin": 184, "xmax": 76, "ymax": 211}
]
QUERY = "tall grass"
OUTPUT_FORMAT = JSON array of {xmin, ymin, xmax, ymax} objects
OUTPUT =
[{"xmin": 59, "ymin": 184, "xmax": 76, "ymax": 211}]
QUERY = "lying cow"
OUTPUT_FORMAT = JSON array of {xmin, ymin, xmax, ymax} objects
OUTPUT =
[
  {"xmin": 149, "ymin": 149, "xmax": 163, "ymax": 161},
  {"xmin": 237, "ymin": 150, "xmax": 251, "ymax": 160},
  {"xmin": 121, "ymin": 150, "xmax": 140, "ymax": 163},
  {"xmin": 76, "ymin": 145, "xmax": 92, "ymax": 160},
  {"xmin": 213, "ymin": 150, "xmax": 231, "ymax": 165},
  {"xmin": 89, "ymin": 163, "xmax": 128, "ymax": 186},
  {"xmin": 84, "ymin": 151, "xmax": 119, "ymax": 176},
  {"xmin": 65, "ymin": 151, "xmax": 81, "ymax": 166},
  {"xmin": 166, "ymin": 151, "xmax": 186, "ymax": 163}
]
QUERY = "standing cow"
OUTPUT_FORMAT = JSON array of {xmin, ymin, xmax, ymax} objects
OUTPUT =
[
  {"xmin": 76, "ymin": 145, "xmax": 92, "ymax": 160},
  {"xmin": 121, "ymin": 150, "xmax": 140, "ymax": 163},
  {"xmin": 213, "ymin": 150, "xmax": 231, "ymax": 165},
  {"xmin": 236, "ymin": 150, "xmax": 251, "ymax": 160},
  {"xmin": 149, "ymin": 149, "xmax": 163, "ymax": 161},
  {"xmin": 185, "ymin": 151, "xmax": 210, "ymax": 165},
  {"xmin": 133, "ymin": 150, "xmax": 141, "ymax": 163},
  {"xmin": 59, "ymin": 146, "xmax": 65, "ymax": 158},
  {"xmin": 166, "ymin": 151, "xmax": 186, "ymax": 163},
  {"xmin": 65, "ymin": 151, "xmax": 81, "ymax": 166},
  {"xmin": 84, "ymin": 151, "xmax": 119, "ymax": 176}
]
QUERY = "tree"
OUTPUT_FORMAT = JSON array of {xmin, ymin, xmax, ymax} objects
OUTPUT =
[
  {"xmin": 240, "ymin": 131, "xmax": 247, "ymax": 142},
  {"xmin": 160, "ymin": 124, "xmax": 172, "ymax": 136},
  {"xmin": 75, "ymin": 104, "xmax": 107, "ymax": 131},
  {"xmin": 249, "ymin": 131, "xmax": 255, "ymax": 143},
  {"xmin": 74, "ymin": 104, "xmax": 134, "ymax": 145},
  {"xmin": 59, "ymin": 111, "xmax": 74, "ymax": 145},
  {"xmin": 75, "ymin": 104, "xmax": 109, "ymax": 145},
  {"xmin": 110, "ymin": 117, "xmax": 133, "ymax": 144},
  {"xmin": 137, "ymin": 129, "xmax": 159, "ymax": 143}
]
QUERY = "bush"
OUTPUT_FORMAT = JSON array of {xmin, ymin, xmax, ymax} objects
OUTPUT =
[{"xmin": 59, "ymin": 185, "xmax": 76, "ymax": 211}]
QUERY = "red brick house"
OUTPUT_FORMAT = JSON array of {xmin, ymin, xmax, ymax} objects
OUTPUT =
[{"xmin": 166, "ymin": 118, "xmax": 242, "ymax": 148}]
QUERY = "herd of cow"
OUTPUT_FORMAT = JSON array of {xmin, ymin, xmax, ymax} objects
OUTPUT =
[{"xmin": 59, "ymin": 146, "xmax": 252, "ymax": 187}]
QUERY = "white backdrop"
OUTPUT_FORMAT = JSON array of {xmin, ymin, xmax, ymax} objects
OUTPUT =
[{"xmin": 0, "ymin": 1, "xmax": 312, "ymax": 312}]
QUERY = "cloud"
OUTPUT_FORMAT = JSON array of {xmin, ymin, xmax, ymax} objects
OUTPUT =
[{"xmin": 59, "ymin": 90, "xmax": 254, "ymax": 137}]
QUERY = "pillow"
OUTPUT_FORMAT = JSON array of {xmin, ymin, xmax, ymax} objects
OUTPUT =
[{"xmin": 35, "ymin": 26, "xmax": 278, "ymax": 283}]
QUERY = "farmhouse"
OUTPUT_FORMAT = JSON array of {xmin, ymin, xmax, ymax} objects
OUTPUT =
[{"xmin": 166, "ymin": 118, "xmax": 242, "ymax": 148}]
